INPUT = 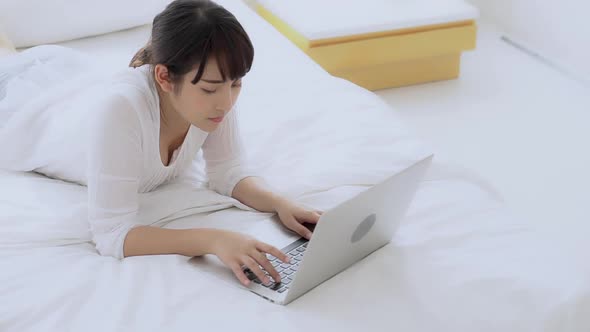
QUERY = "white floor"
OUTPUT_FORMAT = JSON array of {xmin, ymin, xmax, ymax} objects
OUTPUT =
[{"xmin": 374, "ymin": 19, "xmax": 590, "ymax": 229}]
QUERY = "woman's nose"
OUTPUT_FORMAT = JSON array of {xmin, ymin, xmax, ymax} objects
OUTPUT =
[{"xmin": 217, "ymin": 86, "xmax": 233, "ymax": 111}]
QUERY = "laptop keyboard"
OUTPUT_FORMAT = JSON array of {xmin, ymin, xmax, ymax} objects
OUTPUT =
[{"xmin": 243, "ymin": 239, "xmax": 308, "ymax": 293}]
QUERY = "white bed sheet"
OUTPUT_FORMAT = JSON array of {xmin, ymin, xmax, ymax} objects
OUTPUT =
[{"xmin": 1, "ymin": 0, "xmax": 588, "ymax": 331}]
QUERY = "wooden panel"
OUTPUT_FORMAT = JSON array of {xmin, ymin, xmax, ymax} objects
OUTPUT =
[
  {"xmin": 331, "ymin": 53, "xmax": 461, "ymax": 90},
  {"xmin": 308, "ymin": 25, "xmax": 476, "ymax": 72},
  {"xmin": 256, "ymin": 4, "xmax": 475, "ymax": 89}
]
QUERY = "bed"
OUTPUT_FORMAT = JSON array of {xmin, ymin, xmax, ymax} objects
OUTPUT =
[{"xmin": 1, "ymin": 0, "xmax": 588, "ymax": 331}]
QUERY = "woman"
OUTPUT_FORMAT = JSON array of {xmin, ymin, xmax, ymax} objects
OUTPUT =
[{"xmin": 0, "ymin": 0, "xmax": 322, "ymax": 287}]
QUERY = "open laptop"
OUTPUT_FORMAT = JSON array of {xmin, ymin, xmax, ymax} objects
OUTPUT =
[{"xmin": 242, "ymin": 154, "xmax": 434, "ymax": 305}]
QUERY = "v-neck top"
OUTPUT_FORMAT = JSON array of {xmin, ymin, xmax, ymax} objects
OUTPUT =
[{"xmin": 0, "ymin": 64, "xmax": 256, "ymax": 259}]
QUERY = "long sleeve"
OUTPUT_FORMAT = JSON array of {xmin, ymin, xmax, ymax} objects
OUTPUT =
[
  {"xmin": 202, "ymin": 106, "xmax": 257, "ymax": 197},
  {"xmin": 86, "ymin": 94, "xmax": 143, "ymax": 259}
]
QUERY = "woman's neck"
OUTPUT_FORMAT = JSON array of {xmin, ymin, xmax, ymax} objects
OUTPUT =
[{"xmin": 156, "ymin": 85, "xmax": 190, "ymax": 142}]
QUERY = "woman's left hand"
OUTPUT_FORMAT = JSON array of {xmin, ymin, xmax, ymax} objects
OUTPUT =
[{"xmin": 273, "ymin": 198, "xmax": 323, "ymax": 240}]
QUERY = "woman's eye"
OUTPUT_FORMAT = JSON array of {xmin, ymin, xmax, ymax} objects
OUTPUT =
[{"xmin": 201, "ymin": 88, "xmax": 216, "ymax": 94}]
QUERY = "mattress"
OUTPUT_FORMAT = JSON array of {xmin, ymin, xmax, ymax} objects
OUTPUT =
[
  {"xmin": 1, "ymin": 0, "xmax": 588, "ymax": 331},
  {"xmin": 256, "ymin": 0, "xmax": 479, "ymax": 40}
]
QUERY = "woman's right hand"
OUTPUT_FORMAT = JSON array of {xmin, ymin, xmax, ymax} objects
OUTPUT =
[{"xmin": 211, "ymin": 230, "xmax": 291, "ymax": 286}]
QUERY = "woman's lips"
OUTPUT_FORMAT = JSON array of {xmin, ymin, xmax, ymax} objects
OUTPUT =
[{"xmin": 209, "ymin": 116, "xmax": 224, "ymax": 123}]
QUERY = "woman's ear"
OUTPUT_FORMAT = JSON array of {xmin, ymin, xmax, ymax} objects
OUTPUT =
[{"xmin": 154, "ymin": 64, "xmax": 175, "ymax": 93}]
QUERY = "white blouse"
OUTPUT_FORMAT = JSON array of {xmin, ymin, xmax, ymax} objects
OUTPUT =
[{"xmin": 0, "ymin": 65, "xmax": 255, "ymax": 259}]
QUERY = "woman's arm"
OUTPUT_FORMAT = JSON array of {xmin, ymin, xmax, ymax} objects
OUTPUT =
[
  {"xmin": 123, "ymin": 226, "xmax": 221, "ymax": 257},
  {"xmin": 232, "ymin": 176, "xmax": 322, "ymax": 240},
  {"xmin": 201, "ymin": 106, "xmax": 258, "ymax": 197},
  {"xmin": 87, "ymin": 96, "xmax": 144, "ymax": 258},
  {"xmin": 201, "ymin": 107, "xmax": 322, "ymax": 239},
  {"xmin": 231, "ymin": 176, "xmax": 286, "ymax": 213},
  {"xmin": 123, "ymin": 225, "xmax": 292, "ymax": 287}
]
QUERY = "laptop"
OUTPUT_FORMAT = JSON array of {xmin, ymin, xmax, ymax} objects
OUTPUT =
[{"xmin": 242, "ymin": 154, "xmax": 433, "ymax": 305}]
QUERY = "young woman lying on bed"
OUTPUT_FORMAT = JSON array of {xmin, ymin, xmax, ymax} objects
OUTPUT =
[{"xmin": 0, "ymin": 0, "xmax": 322, "ymax": 287}]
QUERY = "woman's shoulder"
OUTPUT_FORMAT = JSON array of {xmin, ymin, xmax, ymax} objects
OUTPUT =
[
  {"xmin": 82, "ymin": 66, "xmax": 158, "ymax": 127},
  {"xmin": 86, "ymin": 89, "xmax": 143, "ymax": 133},
  {"xmin": 107, "ymin": 65, "xmax": 159, "ymax": 122},
  {"xmin": 109, "ymin": 66, "xmax": 154, "ymax": 99}
]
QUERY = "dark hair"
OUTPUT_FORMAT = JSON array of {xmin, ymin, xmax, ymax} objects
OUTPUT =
[{"xmin": 130, "ymin": 0, "xmax": 254, "ymax": 88}]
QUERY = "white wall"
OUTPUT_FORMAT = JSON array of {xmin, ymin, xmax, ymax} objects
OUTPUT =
[{"xmin": 468, "ymin": 0, "xmax": 590, "ymax": 82}]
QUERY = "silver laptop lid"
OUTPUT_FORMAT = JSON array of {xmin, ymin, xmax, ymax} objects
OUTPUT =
[{"xmin": 283, "ymin": 154, "xmax": 433, "ymax": 304}]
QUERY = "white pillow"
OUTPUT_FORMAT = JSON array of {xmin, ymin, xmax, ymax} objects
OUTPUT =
[{"xmin": 0, "ymin": 0, "xmax": 171, "ymax": 48}]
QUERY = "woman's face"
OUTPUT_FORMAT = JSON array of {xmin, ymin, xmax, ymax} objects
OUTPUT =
[{"xmin": 158, "ymin": 57, "xmax": 243, "ymax": 133}]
